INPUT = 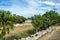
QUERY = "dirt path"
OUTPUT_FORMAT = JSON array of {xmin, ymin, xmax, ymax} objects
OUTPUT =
[{"xmin": 38, "ymin": 26, "xmax": 60, "ymax": 40}]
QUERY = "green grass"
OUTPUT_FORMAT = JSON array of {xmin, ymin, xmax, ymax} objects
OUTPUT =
[{"xmin": 0, "ymin": 24, "xmax": 34, "ymax": 40}]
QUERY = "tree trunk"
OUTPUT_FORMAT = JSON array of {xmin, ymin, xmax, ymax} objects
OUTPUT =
[
  {"xmin": 7, "ymin": 28, "xmax": 9, "ymax": 34},
  {"xmin": 1, "ymin": 24, "xmax": 6, "ymax": 36},
  {"xmin": 35, "ymin": 28, "xmax": 38, "ymax": 32},
  {"xmin": 1, "ymin": 12, "xmax": 6, "ymax": 38},
  {"xmin": 36, "ymin": 29, "xmax": 37, "ymax": 32}
]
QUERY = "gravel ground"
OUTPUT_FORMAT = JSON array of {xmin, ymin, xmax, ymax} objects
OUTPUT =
[
  {"xmin": 48, "ymin": 29, "xmax": 60, "ymax": 40},
  {"xmin": 38, "ymin": 26, "xmax": 60, "ymax": 40}
]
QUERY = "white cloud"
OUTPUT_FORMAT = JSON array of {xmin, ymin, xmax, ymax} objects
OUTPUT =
[
  {"xmin": 0, "ymin": 0, "xmax": 60, "ymax": 17},
  {"xmin": 3, "ymin": 0, "xmax": 40, "ymax": 17},
  {"xmin": 6, "ymin": 0, "xmax": 55, "ymax": 17},
  {"xmin": 4, "ymin": 5, "xmax": 39, "ymax": 17},
  {"xmin": 56, "ymin": 3, "xmax": 60, "ymax": 7},
  {"xmin": 38, "ymin": 1, "xmax": 56, "ymax": 6},
  {"xmin": 43, "ymin": 1, "xmax": 55, "ymax": 6},
  {"xmin": 26, "ymin": 0, "xmax": 38, "ymax": 7},
  {"xmin": 39, "ymin": 7, "xmax": 52, "ymax": 10}
]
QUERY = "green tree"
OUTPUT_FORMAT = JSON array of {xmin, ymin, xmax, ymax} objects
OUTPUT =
[
  {"xmin": 43, "ymin": 10, "xmax": 59, "ymax": 26},
  {"xmin": 31, "ymin": 10, "xmax": 59, "ymax": 32},
  {"xmin": 0, "ymin": 10, "xmax": 14, "ymax": 37},
  {"xmin": 0, "ymin": 10, "xmax": 26, "ymax": 36},
  {"xmin": 31, "ymin": 15, "xmax": 44, "ymax": 32},
  {"xmin": 12, "ymin": 14, "xmax": 26, "ymax": 24}
]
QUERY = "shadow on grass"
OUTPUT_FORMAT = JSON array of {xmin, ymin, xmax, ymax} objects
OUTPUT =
[
  {"xmin": 0, "ymin": 29, "xmax": 36, "ymax": 40},
  {"xmin": 0, "ymin": 34, "xmax": 21, "ymax": 40}
]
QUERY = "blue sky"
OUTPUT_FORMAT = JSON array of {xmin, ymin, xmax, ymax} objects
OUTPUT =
[{"xmin": 0, "ymin": 0, "xmax": 60, "ymax": 18}]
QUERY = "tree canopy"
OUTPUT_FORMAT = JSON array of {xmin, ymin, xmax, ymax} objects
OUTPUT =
[
  {"xmin": 0, "ymin": 10, "xmax": 60, "ymax": 38},
  {"xmin": 0, "ymin": 10, "xmax": 26, "ymax": 36},
  {"xmin": 31, "ymin": 10, "xmax": 60, "ymax": 32}
]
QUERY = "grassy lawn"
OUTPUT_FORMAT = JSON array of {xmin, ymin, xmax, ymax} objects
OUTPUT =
[{"xmin": 5, "ymin": 24, "xmax": 34, "ymax": 38}]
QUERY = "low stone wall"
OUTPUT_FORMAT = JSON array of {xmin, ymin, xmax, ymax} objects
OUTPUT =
[{"xmin": 14, "ymin": 27, "xmax": 53, "ymax": 40}]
